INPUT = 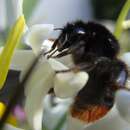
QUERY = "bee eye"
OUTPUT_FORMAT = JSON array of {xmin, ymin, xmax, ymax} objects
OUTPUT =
[{"xmin": 74, "ymin": 27, "xmax": 86, "ymax": 34}]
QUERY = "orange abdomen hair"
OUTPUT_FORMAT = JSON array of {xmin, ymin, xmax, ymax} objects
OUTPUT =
[{"xmin": 70, "ymin": 105, "xmax": 109, "ymax": 123}]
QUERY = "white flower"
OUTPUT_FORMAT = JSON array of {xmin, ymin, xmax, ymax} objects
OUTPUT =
[
  {"xmin": 10, "ymin": 49, "xmax": 35, "ymax": 71},
  {"xmin": 21, "ymin": 54, "xmax": 88, "ymax": 130},
  {"xmin": 115, "ymin": 90, "xmax": 130, "ymax": 123},
  {"xmin": 54, "ymin": 70, "xmax": 89, "ymax": 98}
]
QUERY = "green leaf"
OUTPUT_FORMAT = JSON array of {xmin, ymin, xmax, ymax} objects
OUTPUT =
[
  {"xmin": 23, "ymin": 0, "xmax": 38, "ymax": 21},
  {"xmin": 114, "ymin": 0, "xmax": 130, "ymax": 39},
  {"xmin": 0, "ymin": 15, "xmax": 25, "ymax": 88}
]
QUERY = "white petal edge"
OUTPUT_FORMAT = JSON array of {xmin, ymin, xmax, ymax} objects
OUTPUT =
[
  {"xmin": 54, "ymin": 71, "xmax": 88, "ymax": 98},
  {"xmin": 115, "ymin": 90, "xmax": 130, "ymax": 123},
  {"xmin": 48, "ymin": 58, "xmax": 88, "ymax": 98},
  {"xmin": 24, "ymin": 24, "xmax": 54, "ymax": 54}
]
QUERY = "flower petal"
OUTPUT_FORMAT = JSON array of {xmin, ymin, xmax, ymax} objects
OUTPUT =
[
  {"xmin": 67, "ymin": 115, "xmax": 86, "ymax": 130},
  {"xmin": 24, "ymin": 59, "xmax": 55, "ymax": 130},
  {"xmin": 23, "ymin": 57, "xmax": 88, "ymax": 129},
  {"xmin": 11, "ymin": 50, "xmax": 36, "ymax": 71},
  {"xmin": 48, "ymin": 58, "xmax": 88, "ymax": 98},
  {"xmin": 54, "ymin": 71, "xmax": 88, "ymax": 98},
  {"xmin": 0, "ymin": 15, "xmax": 25, "ymax": 88},
  {"xmin": 0, "ymin": 48, "xmax": 35, "ymax": 71},
  {"xmin": 43, "ymin": 95, "xmax": 72, "ymax": 130},
  {"xmin": 115, "ymin": 90, "xmax": 130, "ymax": 123},
  {"xmin": 23, "ymin": 58, "xmax": 54, "ymax": 96},
  {"xmin": 120, "ymin": 52, "xmax": 130, "ymax": 67},
  {"xmin": 25, "ymin": 84, "xmax": 50, "ymax": 130},
  {"xmin": 24, "ymin": 24, "xmax": 54, "ymax": 54}
]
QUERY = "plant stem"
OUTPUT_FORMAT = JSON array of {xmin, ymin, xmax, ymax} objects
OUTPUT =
[{"xmin": 114, "ymin": 0, "xmax": 130, "ymax": 39}]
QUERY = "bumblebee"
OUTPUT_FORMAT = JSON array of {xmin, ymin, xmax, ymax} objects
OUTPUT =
[{"xmin": 46, "ymin": 21, "xmax": 128, "ymax": 123}]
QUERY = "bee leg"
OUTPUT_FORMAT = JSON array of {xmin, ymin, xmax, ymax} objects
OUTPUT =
[
  {"xmin": 44, "ymin": 38, "xmax": 59, "ymax": 56},
  {"xmin": 55, "ymin": 69, "xmax": 73, "ymax": 73},
  {"xmin": 55, "ymin": 63, "xmax": 96, "ymax": 74},
  {"xmin": 47, "ymin": 48, "xmax": 59, "ymax": 59},
  {"xmin": 51, "ymin": 43, "xmax": 82, "ymax": 58},
  {"xmin": 48, "ymin": 45, "xmax": 73, "ymax": 59},
  {"xmin": 51, "ymin": 49, "xmax": 71, "ymax": 58}
]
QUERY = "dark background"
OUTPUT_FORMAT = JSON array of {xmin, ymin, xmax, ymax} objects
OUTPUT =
[{"xmin": 92, "ymin": 0, "xmax": 126, "ymax": 20}]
